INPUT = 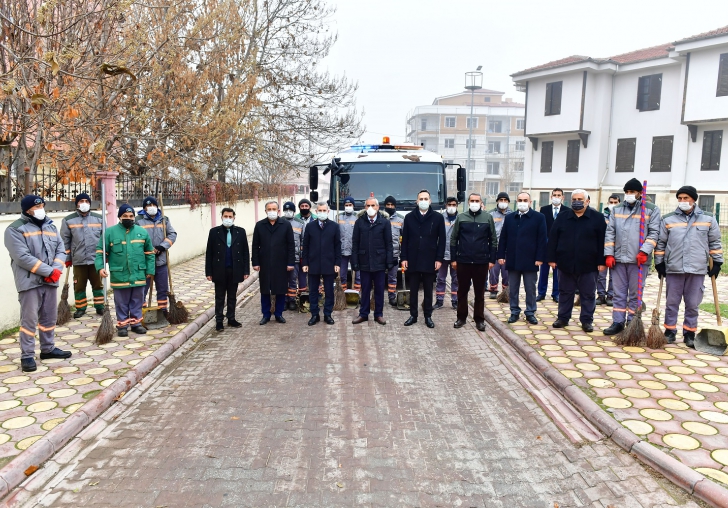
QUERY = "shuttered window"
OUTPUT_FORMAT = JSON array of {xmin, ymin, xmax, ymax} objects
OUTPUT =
[
  {"xmin": 701, "ymin": 130, "xmax": 723, "ymax": 171},
  {"xmin": 541, "ymin": 141, "xmax": 554, "ymax": 173},
  {"xmin": 565, "ymin": 140, "xmax": 580, "ymax": 172},
  {"xmin": 650, "ymin": 136, "xmax": 673, "ymax": 172},
  {"xmin": 718, "ymin": 54, "xmax": 728, "ymax": 97},
  {"xmin": 544, "ymin": 82, "xmax": 562, "ymax": 116},
  {"xmin": 615, "ymin": 138, "xmax": 636, "ymax": 172},
  {"xmin": 636, "ymin": 74, "xmax": 662, "ymax": 111}
]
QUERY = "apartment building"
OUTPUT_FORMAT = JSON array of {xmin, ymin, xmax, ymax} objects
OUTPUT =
[
  {"xmin": 511, "ymin": 25, "xmax": 728, "ymax": 212},
  {"xmin": 405, "ymin": 89, "xmax": 526, "ymax": 201}
]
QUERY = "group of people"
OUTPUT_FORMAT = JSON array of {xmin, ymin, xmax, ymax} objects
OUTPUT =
[{"xmin": 5, "ymin": 194, "xmax": 177, "ymax": 372}]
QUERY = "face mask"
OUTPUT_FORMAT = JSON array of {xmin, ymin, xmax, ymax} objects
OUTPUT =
[
  {"xmin": 366, "ymin": 206, "xmax": 377, "ymax": 217},
  {"xmin": 300, "ymin": 208, "xmax": 310, "ymax": 217},
  {"xmin": 624, "ymin": 194, "xmax": 637, "ymax": 204},
  {"xmin": 446, "ymin": 206, "xmax": 457, "ymax": 215},
  {"xmin": 121, "ymin": 218, "xmax": 135, "ymax": 229},
  {"xmin": 608, "ymin": 203, "xmax": 618, "ymax": 211},
  {"xmin": 283, "ymin": 210, "xmax": 294, "ymax": 218},
  {"xmin": 551, "ymin": 197, "xmax": 562, "ymax": 206},
  {"xmin": 517, "ymin": 202, "xmax": 529, "ymax": 212},
  {"xmin": 385, "ymin": 207, "xmax": 396, "ymax": 214},
  {"xmin": 318, "ymin": 213, "xmax": 328, "ymax": 221},
  {"xmin": 32, "ymin": 209, "xmax": 46, "ymax": 221},
  {"xmin": 678, "ymin": 201, "xmax": 693, "ymax": 212},
  {"xmin": 267, "ymin": 211, "xmax": 278, "ymax": 220},
  {"xmin": 571, "ymin": 200, "xmax": 585, "ymax": 211},
  {"xmin": 418, "ymin": 200, "xmax": 430, "ymax": 210},
  {"xmin": 345, "ymin": 206, "xmax": 354, "ymax": 214},
  {"xmin": 497, "ymin": 202, "xmax": 509, "ymax": 210},
  {"xmin": 78, "ymin": 203, "xmax": 90, "ymax": 213},
  {"xmin": 222, "ymin": 218, "xmax": 234, "ymax": 227},
  {"xmin": 469, "ymin": 203, "xmax": 480, "ymax": 213},
  {"xmin": 146, "ymin": 206, "xmax": 158, "ymax": 216}
]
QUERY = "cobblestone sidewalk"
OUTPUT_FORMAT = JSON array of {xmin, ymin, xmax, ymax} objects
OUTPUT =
[
  {"xmin": 0, "ymin": 256, "xmax": 216, "ymax": 466},
  {"xmin": 490, "ymin": 271, "xmax": 728, "ymax": 489}
]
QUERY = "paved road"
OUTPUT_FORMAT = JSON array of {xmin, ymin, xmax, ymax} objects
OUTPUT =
[{"xmin": 28, "ymin": 297, "xmax": 699, "ymax": 507}]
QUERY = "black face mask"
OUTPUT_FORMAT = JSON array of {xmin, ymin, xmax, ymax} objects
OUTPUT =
[
  {"xmin": 385, "ymin": 206, "xmax": 396, "ymax": 214},
  {"xmin": 121, "ymin": 219, "xmax": 135, "ymax": 229},
  {"xmin": 571, "ymin": 200, "xmax": 585, "ymax": 211},
  {"xmin": 300, "ymin": 209, "xmax": 310, "ymax": 217}
]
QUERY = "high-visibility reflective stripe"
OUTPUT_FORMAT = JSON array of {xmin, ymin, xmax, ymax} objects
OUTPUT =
[
  {"xmin": 654, "ymin": 251, "xmax": 665, "ymax": 255},
  {"xmin": 604, "ymin": 242, "xmax": 615, "ymax": 247},
  {"xmin": 75, "ymin": 299, "xmax": 88, "ymax": 304},
  {"xmin": 627, "ymin": 308, "xmax": 636, "ymax": 314},
  {"xmin": 20, "ymin": 327, "xmax": 35, "ymax": 336},
  {"xmin": 665, "ymin": 223, "xmax": 687, "ymax": 229},
  {"xmin": 683, "ymin": 325, "xmax": 698, "ymax": 332},
  {"xmin": 164, "ymin": 238, "xmax": 174, "ymax": 245},
  {"xmin": 710, "ymin": 250, "xmax": 723, "ymax": 254},
  {"xmin": 43, "ymin": 231, "xmax": 57, "ymax": 237},
  {"xmin": 664, "ymin": 324, "xmax": 677, "ymax": 330},
  {"xmin": 644, "ymin": 239, "xmax": 656, "ymax": 246},
  {"xmin": 38, "ymin": 324, "xmax": 55, "ymax": 332},
  {"xmin": 131, "ymin": 239, "xmax": 145, "ymax": 244},
  {"xmin": 65, "ymin": 249, "xmax": 71, "ymax": 254},
  {"xmin": 144, "ymin": 251, "xmax": 155, "ymax": 255},
  {"xmin": 692, "ymin": 222, "xmax": 711, "ymax": 227},
  {"xmin": 31, "ymin": 260, "xmax": 42, "ymax": 273},
  {"xmin": 613, "ymin": 307, "xmax": 627, "ymax": 312},
  {"xmin": 614, "ymin": 214, "xmax": 637, "ymax": 219},
  {"xmin": 53, "ymin": 258, "xmax": 64, "ymax": 265},
  {"xmin": 22, "ymin": 231, "xmax": 42, "ymax": 237}
]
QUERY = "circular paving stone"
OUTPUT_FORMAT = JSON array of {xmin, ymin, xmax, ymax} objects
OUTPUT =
[
  {"xmin": 588, "ymin": 379, "xmax": 614, "ymax": 388},
  {"xmin": 594, "ymin": 358, "xmax": 616, "ymax": 365},
  {"xmin": 609, "ymin": 352, "xmax": 631, "ymax": 359},
  {"xmin": 35, "ymin": 376, "xmax": 61, "ymax": 386},
  {"xmin": 704, "ymin": 375, "xmax": 728, "ymax": 384},
  {"xmin": 622, "ymin": 420, "xmax": 653, "ymax": 435},
  {"xmin": 663, "ymin": 434, "xmax": 700, "ymax": 451},
  {"xmin": 669, "ymin": 366, "xmax": 695, "ymax": 375},
  {"xmin": 683, "ymin": 359, "xmax": 708, "ymax": 367},
  {"xmin": 715, "ymin": 401, "xmax": 728, "ymax": 412},
  {"xmin": 638, "ymin": 359, "xmax": 662, "ymax": 366},
  {"xmin": 3, "ymin": 376, "xmax": 29, "ymax": 385},
  {"xmin": 70, "ymin": 358, "xmax": 93, "ymax": 365},
  {"xmin": 1, "ymin": 416, "xmax": 35, "ymax": 429},
  {"xmin": 575, "ymin": 363, "xmax": 600, "ymax": 371},
  {"xmin": 622, "ymin": 388, "xmax": 650, "ymax": 399},
  {"xmin": 0, "ymin": 434, "xmax": 10, "ymax": 445},
  {"xmin": 557, "ymin": 339, "xmax": 578, "ymax": 346},
  {"xmin": 623, "ymin": 365, "xmax": 648, "ymax": 373},
  {"xmin": 696, "ymin": 468, "xmax": 728, "ymax": 486},
  {"xmin": 690, "ymin": 382, "xmax": 719, "ymax": 393},
  {"xmin": 551, "ymin": 330, "xmax": 569, "ymax": 336},
  {"xmin": 0, "ymin": 387, "xmax": 8, "ymax": 395},
  {"xmin": 717, "ymin": 367, "xmax": 728, "ymax": 375},
  {"xmin": 624, "ymin": 346, "xmax": 645, "ymax": 353},
  {"xmin": 683, "ymin": 421, "xmax": 718, "ymax": 436},
  {"xmin": 16, "ymin": 435, "xmax": 41, "ymax": 450},
  {"xmin": 640, "ymin": 408, "xmax": 673, "ymax": 421},
  {"xmin": 100, "ymin": 378, "xmax": 117, "ymax": 387},
  {"xmin": 73, "ymin": 342, "xmax": 92, "ymax": 348},
  {"xmin": 128, "ymin": 359, "xmax": 142, "ymax": 366},
  {"xmin": 696, "ymin": 354, "xmax": 720, "ymax": 362},
  {"xmin": 85, "ymin": 368, "xmax": 108, "ymax": 376},
  {"xmin": 655, "ymin": 373, "xmax": 682, "ymax": 382},
  {"xmin": 53, "ymin": 367, "xmax": 78, "ymax": 374},
  {"xmin": 0, "ymin": 365, "xmax": 18, "ymax": 373},
  {"xmin": 561, "ymin": 370, "xmax": 583, "ymax": 379},
  {"xmin": 41, "ymin": 418, "xmax": 65, "ymax": 431},
  {"xmin": 535, "ymin": 334, "xmax": 554, "ymax": 340},
  {"xmin": 541, "ymin": 345, "xmax": 562, "ymax": 351},
  {"xmin": 582, "ymin": 346, "xmax": 603, "ymax": 352},
  {"xmin": 527, "ymin": 339, "xmax": 538, "ymax": 345},
  {"xmin": 675, "ymin": 390, "xmax": 705, "ymax": 401},
  {"xmin": 596, "ymin": 341, "xmax": 617, "ymax": 348},
  {"xmin": 658, "ymin": 399, "xmax": 690, "ymax": 411},
  {"xmin": 602, "ymin": 397, "xmax": 632, "ymax": 409},
  {"xmin": 711, "ymin": 449, "xmax": 728, "ymax": 466},
  {"xmin": 514, "ymin": 330, "xmax": 532, "ymax": 335},
  {"xmin": 652, "ymin": 352, "xmax": 675, "ymax": 360},
  {"xmin": 572, "ymin": 335, "xmax": 593, "ymax": 342},
  {"xmin": 700, "ymin": 411, "xmax": 728, "ymax": 424},
  {"xmin": 112, "ymin": 351, "xmax": 132, "ymax": 357},
  {"xmin": 67, "ymin": 377, "xmax": 94, "ymax": 386},
  {"xmin": 0, "ymin": 400, "xmax": 21, "ymax": 411},
  {"xmin": 665, "ymin": 347, "xmax": 689, "ymax": 355},
  {"xmin": 639, "ymin": 380, "xmax": 666, "ymax": 390},
  {"xmin": 14, "ymin": 387, "xmax": 42, "ymax": 397},
  {"xmin": 566, "ymin": 351, "xmax": 588, "ymax": 358},
  {"xmin": 99, "ymin": 359, "xmax": 121, "ymax": 366},
  {"xmin": 63, "ymin": 403, "xmax": 83, "ymax": 414},
  {"xmin": 606, "ymin": 371, "xmax": 632, "ymax": 380},
  {"xmin": 48, "ymin": 389, "xmax": 76, "ymax": 399},
  {"xmin": 85, "ymin": 349, "xmax": 106, "ymax": 356},
  {"xmin": 27, "ymin": 401, "xmax": 57, "ymax": 413}
]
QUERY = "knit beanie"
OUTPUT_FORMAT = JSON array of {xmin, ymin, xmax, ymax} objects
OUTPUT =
[
  {"xmin": 283, "ymin": 201, "xmax": 295, "ymax": 211},
  {"xmin": 75, "ymin": 192, "xmax": 91, "ymax": 206},
  {"xmin": 384, "ymin": 196, "xmax": 396, "ymax": 206},
  {"xmin": 676, "ymin": 185, "xmax": 698, "ymax": 201},
  {"xmin": 142, "ymin": 196, "xmax": 159, "ymax": 208},
  {"xmin": 21, "ymin": 195, "xmax": 44, "ymax": 213},
  {"xmin": 496, "ymin": 192, "xmax": 510, "ymax": 202},
  {"xmin": 298, "ymin": 198, "xmax": 312, "ymax": 208},
  {"xmin": 117, "ymin": 203, "xmax": 134, "ymax": 218},
  {"xmin": 623, "ymin": 178, "xmax": 643, "ymax": 193}
]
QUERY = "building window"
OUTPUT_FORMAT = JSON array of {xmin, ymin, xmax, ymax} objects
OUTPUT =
[
  {"xmin": 636, "ymin": 74, "xmax": 662, "ymax": 112},
  {"xmin": 484, "ymin": 97, "xmax": 491, "ymax": 102},
  {"xmin": 488, "ymin": 141, "xmax": 501, "ymax": 153},
  {"xmin": 718, "ymin": 54, "xmax": 728, "ymax": 97},
  {"xmin": 515, "ymin": 140, "xmax": 526, "ymax": 151},
  {"xmin": 516, "ymin": 119, "xmax": 525, "ymax": 130},
  {"xmin": 701, "ymin": 130, "xmax": 723, "ymax": 170},
  {"xmin": 487, "ymin": 162, "xmax": 500, "ymax": 175},
  {"xmin": 545, "ymin": 81, "xmax": 562, "ymax": 116},
  {"xmin": 650, "ymin": 135, "xmax": 673, "ymax": 172},
  {"xmin": 444, "ymin": 138, "xmax": 455, "ymax": 149},
  {"xmin": 507, "ymin": 182, "xmax": 522, "ymax": 193},
  {"xmin": 466, "ymin": 139, "xmax": 476, "ymax": 149},
  {"xmin": 540, "ymin": 141, "xmax": 553, "ymax": 173},
  {"xmin": 566, "ymin": 139, "xmax": 580, "ymax": 173},
  {"xmin": 699, "ymin": 195, "xmax": 715, "ymax": 213},
  {"xmin": 488, "ymin": 120, "xmax": 502, "ymax": 133},
  {"xmin": 420, "ymin": 119, "xmax": 427, "ymax": 131},
  {"xmin": 514, "ymin": 161, "xmax": 524, "ymax": 172},
  {"xmin": 486, "ymin": 181, "xmax": 500, "ymax": 196},
  {"xmin": 466, "ymin": 117, "xmax": 478, "ymax": 129},
  {"xmin": 445, "ymin": 117, "xmax": 456, "ymax": 128},
  {"xmin": 615, "ymin": 138, "xmax": 637, "ymax": 172}
]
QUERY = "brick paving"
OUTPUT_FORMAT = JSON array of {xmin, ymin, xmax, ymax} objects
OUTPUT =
[{"xmin": 25, "ymin": 292, "xmax": 699, "ymax": 507}]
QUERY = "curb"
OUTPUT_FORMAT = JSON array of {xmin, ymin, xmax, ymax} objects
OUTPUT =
[
  {"xmin": 482, "ymin": 309, "xmax": 728, "ymax": 508},
  {"xmin": 0, "ymin": 272, "xmax": 259, "ymax": 503}
]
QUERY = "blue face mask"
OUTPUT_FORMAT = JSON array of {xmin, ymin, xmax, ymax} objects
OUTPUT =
[{"xmin": 571, "ymin": 200, "xmax": 585, "ymax": 211}]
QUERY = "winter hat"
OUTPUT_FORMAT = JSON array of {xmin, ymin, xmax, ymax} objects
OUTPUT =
[
  {"xmin": 21, "ymin": 195, "xmax": 44, "ymax": 213},
  {"xmin": 75, "ymin": 192, "xmax": 91, "ymax": 206},
  {"xmin": 384, "ymin": 196, "xmax": 396, "ymax": 206},
  {"xmin": 117, "ymin": 203, "xmax": 134, "ymax": 218},
  {"xmin": 623, "ymin": 178, "xmax": 643, "ymax": 193},
  {"xmin": 343, "ymin": 196, "xmax": 355, "ymax": 205},
  {"xmin": 283, "ymin": 201, "xmax": 296, "ymax": 211},
  {"xmin": 496, "ymin": 192, "xmax": 510, "ymax": 202},
  {"xmin": 298, "ymin": 198, "xmax": 312, "ymax": 208},
  {"xmin": 142, "ymin": 196, "xmax": 159, "ymax": 208},
  {"xmin": 676, "ymin": 185, "xmax": 698, "ymax": 201}
]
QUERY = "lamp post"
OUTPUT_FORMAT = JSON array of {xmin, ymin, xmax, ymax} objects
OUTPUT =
[{"xmin": 465, "ymin": 67, "xmax": 483, "ymax": 192}]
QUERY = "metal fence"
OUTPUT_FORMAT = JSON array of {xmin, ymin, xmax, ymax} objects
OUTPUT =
[{"xmin": 0, "ymin": 166, "xmax": 99, "ymax": 214}]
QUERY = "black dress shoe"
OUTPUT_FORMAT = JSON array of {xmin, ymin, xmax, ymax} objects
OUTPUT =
[
  {"xmin": 425, "ymin": 317, "xmax": 435, "ymax": 328},
  {"xmin": 275, "ymin": 315, "xmax": 286, "ymax": 324},
  {"xmin": 130, "ymin": 325, "xmax": 147, "ymax": 335},
  {"xmin": 228, "ymin": 319, "xmax": 242, "ymax": 328},
  {"xmin": 40, "ymin": 348, "xmax": 72, "ymax": 360},
  {"xmin": 603, "ymin": 322, "xmax": 624, "ymax": 335},
  {"xmin": 552, "ymin": 319, "xmax": 568, "ymax": 328},
  {"xmin": 324, "ymin": 315, "xmax": 335, "ymax": 325},
  {"xmin": 352, "ymin": 316, "xmax": 367, "ymax": 324},
  {"xmin": 308, "ymin": 315, "xmax": 320, "ymax": 326},
  {"xmin": 404, "ymin": 316, "xmax": 417, "ymax": 326},
  {"xmin": 73, "ymin": 309, "xmax": 86, "ymax": 319},
  {"xmin": 21, "ymin": 358, "xmax": 37, "ymax": 372},
  {"xmin": 260, "ymin": 317, "xmax": 270, "ymax": 325},
  {"xmin": 453, "ymin": 320, "xmax": 466, "ymax": 328},
  {"xmin": 216, "ymin": 322, "xmax": 224, "ymax": 332},
  {"xmin": 526, "ymin": 315, "xmax": 538, "ymax": 325},
  {"xmin": 476, "ymin": 322, "xmax": 486, "ymax": 332},
  {"xmin": 507, "ymin": 314, "xmax": 519, "ymax": 324},
  {"xmin": 374, "ymin": 317, "xmax": 386, "ymax": 325},
  {"xmin": 582, "ymin": 322, "xmax": 594, "ymax": 333},
  {"xmin": 552, "ymin": 295, "xmax": 559, "ymax": 303},
  {"xmin": 536, "ymin": 295, "xmax": 545, "ymax": 302}
]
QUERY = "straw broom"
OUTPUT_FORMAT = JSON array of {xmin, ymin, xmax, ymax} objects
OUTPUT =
[
  {"xmin": 159, "ymin": 194, "xmax": 188, "ymax": 324},
  {"xmin": 56, "ymin": 268, "xmax": 71, "ymax": 325},
  {"xmin": 647, "ymin": 275, "xmax": 666, "ymax": 349},
  {"xmin": 334, "ymin": 274, "xmax": 347, "ymax": 311},
  {"xmin": 496, "ymin": 286, "xmax": 509, "ymax": 303},
  {"xmin": 95, "ymin": 184, "xmax": 115, "ymax": 345}
]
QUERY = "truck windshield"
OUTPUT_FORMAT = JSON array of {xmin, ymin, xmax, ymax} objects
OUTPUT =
[{"xmin": 332, "ymin": 162, "xmax": 446, "ymax": 210}]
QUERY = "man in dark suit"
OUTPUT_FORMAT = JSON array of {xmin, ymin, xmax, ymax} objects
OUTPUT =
[
  {"xmin": 252, "ymin": 201, "xmax": 295, "ymax": 325},
  {"xmin": 400, "ymin": 190, "xmax": 446, "ymax": 328},
  {"xmin": 205, "ymin": 208, "xmax": 250, "ymax": 331},
  {"xmin": 302, "ymin": 201, "xmax": 342, "ymax": 325},
  {"xmin": 497, "ymin": 192, "xmax": 547, "ymax": 325},
  {"xmin": 538, "ymin": 188, "xmax": 568, "ymax": 302},
  {"xmin": 351, "ymin": 196, "xmax": 394, "ymax": 325}
]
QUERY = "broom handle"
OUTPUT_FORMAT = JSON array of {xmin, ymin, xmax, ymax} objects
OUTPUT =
[
  {"xmin": 63, "ymin": 265, "xmax": 70, "ymax": 287},
  {"xmin": 636, "ymin": 181, "xmax": 647, "ymax": 309},
  {"xmin": 710, "ymin": 257, "xmax": 722, "ymax": 326},
  {"xmin": 147, "ymin": 275, "xmax": 154, "ymax": 308},
  {"xmin": 655, "ymin": 276, "xmax": 663, "ymax": 309},
  {"xmin": 101, "ymin": 183, "xmax": 108, "ymax": 305},
  {"xmin": 158, "ymin": 193, "xmax": 174, "ymax": 294}
]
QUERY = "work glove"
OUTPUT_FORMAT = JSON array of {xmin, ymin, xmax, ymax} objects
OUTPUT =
[
  {"xmin": 44, "ymin": 268, "xmax": 62, "ymax": 284},
  {"xmin": 655, "ymin": 262, "xmax": 666, "ymax": 280},
  {"xmin": 636, "ymin": 251, "xmax": 648, "ymax": 266},
  {"xmin": 605, "ymin": 255, "xmax": 616, "ymax": 269},
  {"xmin": 155, "ymin": 245, "xmax": 166, "ymax": 253},
  {"xmin": 65, "ymin": 260, "xmax": 72, "ymax": 268},
  {"xmin": 708, "ymin": 261, "xmax": 723, "ymax": 278}
]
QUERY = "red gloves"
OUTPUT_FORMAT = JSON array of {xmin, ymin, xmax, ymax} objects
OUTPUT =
[
  {"xmin": 636, "ymin": 251, "xmax": 648, "ymax": 266},
  {"xmin": 65, "ymin": 260, "xmax": 72, "ymax": 268},
  {"xmin": 605, "ymin": 255, "xmax": 616, "ymax": 269},
  {"xmin": 44, "ymin": 269, "xmax": 62, "ymax": 284}
]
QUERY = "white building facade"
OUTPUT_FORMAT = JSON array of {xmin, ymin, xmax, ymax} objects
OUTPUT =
[{"xmin": 511, "ymin": 26, "xmax": 728, "ymax": 213}]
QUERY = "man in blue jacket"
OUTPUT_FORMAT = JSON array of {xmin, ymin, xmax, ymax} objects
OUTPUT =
[{"xmin": 497, "ymin": 192, "xmax": 547, "ymax": 325}]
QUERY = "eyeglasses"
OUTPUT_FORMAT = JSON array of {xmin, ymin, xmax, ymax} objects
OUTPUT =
[{"xmin": 366, "ymin": 205, "xmax": 377, "ymax": 208}]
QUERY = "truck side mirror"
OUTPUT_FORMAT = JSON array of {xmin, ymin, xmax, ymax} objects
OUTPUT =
[
  {"xmin": 456, "ymin": 166, "xmax": 466, "ymax": 193},
  {"xmin": 309, "ymin": 166, "xmax": 319, "ymax": 190},
  {"xmin": 310, "ymin": 191, "xmax": 318, "ymax": 202}
]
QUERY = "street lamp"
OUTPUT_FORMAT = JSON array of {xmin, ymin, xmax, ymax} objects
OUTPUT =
[{"xmin": 465, "ymin": 66, "xmax": 483, "ymax": 192}]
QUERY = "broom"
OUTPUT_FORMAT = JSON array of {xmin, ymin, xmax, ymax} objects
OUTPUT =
[
  {"xmin": 647, "ymin": 275, "xmax": 666, "ymax": 349},
  {"xmin": 496, "ymin": 286, "xmax": 509, "ymax": 303},
  {"xmin": 159, "ymin": 194, "xmax": 188, "ymax": 324},
  {"xmin": 575, "ymin": 292, "xmax": 581, "ymax": 307},
  {"xmin": 56, "ymin": 268, "xmax": 72, "ymax": 325},
  {"xmin": 615, "ymin": 180, "xmax": 648, "ymax": 347},
  {"xmin": 95, "ymin": 183, "xmax": 115, "ymax": 345},
  {"xmin": 334, "ymin": 274, "xmax": 347, "ymax": 311}
]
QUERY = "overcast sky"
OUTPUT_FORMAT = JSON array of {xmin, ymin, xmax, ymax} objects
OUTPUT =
[{"xmin": 323, "ymin": 0, "xmax": 728, "ymax": 144}]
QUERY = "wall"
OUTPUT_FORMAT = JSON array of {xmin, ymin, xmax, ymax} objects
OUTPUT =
[
  {"xmin": 525, "ymin": 72, "xmax": 584, "ymax": 135},
  {"xmin": 684, "ymin": 45, "xmax": 728, "ymax": 122}
]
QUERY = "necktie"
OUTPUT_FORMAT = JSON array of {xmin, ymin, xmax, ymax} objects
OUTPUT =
[
  {"xmin": 554, "ymin": 207, "xmax": 558, "ymax": 219},
  {"xmin": 226, "ymin": 229, "xmax": 231, "ymax": 247},
  {"xmin": 319, "ymin": 221, "xmax": 324, "ymax": 229}
]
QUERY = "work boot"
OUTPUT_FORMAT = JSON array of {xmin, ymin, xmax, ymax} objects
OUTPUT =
[
  {"xmin": 287, "ymin": 300, "xmax": 297, "ymax": 311},
  {"xmin": 536, "ymin": 295, "xmax": 545, "ymax": 302},
  {"xmin": 596, "ymin": 295, "xmax": 607, "ymax": 306},
  {"xmin": 96, "ymin": 307, "xmax": 105, "ymax": 315},
  {"xmin": 665, "ymin": 329, "xmax": 676, "ymax": 344},
  {"xmin": 603, "ymin": 322, "xmax": 625, "ymax": 336},
  {"xmin": 117, "ymin": 328, "xmax": 128, "ymax": 337},
  {"xmin": 216, "ymin": 322, "xmax": 224, "ymax": 332},
  {"xmin": 433, "ymin": 301, "xmax": 444, "ymax": 310},
  {"xmin": 489, "ymin": 291, "xmax": 497, "ymax": 299},
  {"xmin": 606, "ymin": 296, "xmax": 614, "ymax": 307},
  {"xmin": 21, "ymin": 358, "xmax": 37, "ymax": 372},
  {"xmin": 452, "ymin": 301, "xmax": 458, "ymax": 309},
  {"xmin": 73, "ymin": 309, "xmax": 86, "ymax": 319},
  {"xmin": 40, "ymin": 348, "xmax": 72, "ymax": 360},
  {"xmin": 131, "ymin": 325, "xmax": 147, "ymax": 335},
  {"xmin": 389, "ymin": 297, "xmax": 397, "ymax": 307},
  {"xmin": 582, "ymin": 322, "xmax": 594, "ymax": 333},
  {"xmin": 684, "ymin": 331, "xmax": 696, "ymax": 349}
]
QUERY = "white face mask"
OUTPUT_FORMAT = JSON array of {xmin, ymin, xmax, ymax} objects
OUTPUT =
[
  {"xmin": 678, "ymin": 201, "xmax": 693, "ymax": 212},
  {"xmin": 78, "ymin": 203, "xmax": 90, "ymax": 213},
  {"xmin": 624, "ymin": 194, "xmax": 637, "ymax": 204},
  {"xmin": 344, "ymin": 205, "xmax": 354, "ymax": 214},
  {"xmin": 146, "ymin": 206, "xmax": 158, "ymax": 216},
  {"xmin": 446, "ymin": 206, "xmax": 457, "ymax": 215},
  {"xmin": 517, "ymin": 202, "xmax": 529, "ymax": 212},
  {"xmin": 497, "ymin": 201, "xmax": 509, "ymax": 210},
  {"xmin": 222, "ymin": 218, "xmax": 234, "ymax": 227},
  {"xmin": 267, "ymin": 211, "xmax": 278, "ymax": 220},
  {"xmin": 551, "ymin": 197, "xmax": 562, "ymax": 206},
  {"xmin": 283, "ymin": 210, "xmax": 294, "ymax": 218},
  {"xmin": 469, "ymin": 202, "xmax": 481, "ymax": 213},
  {"xmin": 366, "ymin": 206, "xmax": 377, "ymax": 217},
  {"xmin": 418, "ymin": 199, "xmax": 430, "ymax": 210},
  {"xmin": 32, "ymin": 209, "xmax": 46, "ymax": 221}
]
